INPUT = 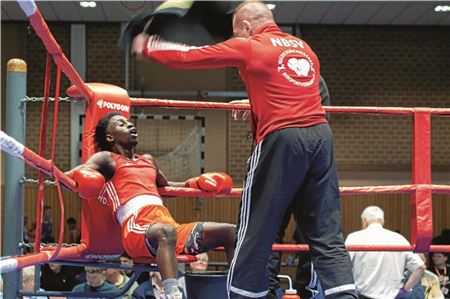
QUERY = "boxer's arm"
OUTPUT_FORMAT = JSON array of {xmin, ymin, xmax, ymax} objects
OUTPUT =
[
  {"xmin": 65, "ymin": 151, "xmax": 114, "ymax": 199},
  {"xmin": 132, "ymin": 33, "xmax": 250, "ymax": 69},
  {"xmin": 67, "ymin": 151, "xmax": 115, "ymax": 181},
  {"xmin": 141, "ymin": 153, "xmax": 172, "ymax": 187}
]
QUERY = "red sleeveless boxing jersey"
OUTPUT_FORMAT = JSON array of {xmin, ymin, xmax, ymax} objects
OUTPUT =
[
  {"xmin": 143, "ymin": 22, "xmax": 327, "ymax": 144},
  {"xmin": 105, "ymin": 153, "xmax": 160, "ymax": 212}
]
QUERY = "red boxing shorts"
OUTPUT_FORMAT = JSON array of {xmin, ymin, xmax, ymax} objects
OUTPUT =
[{"xmin": 121, "ymin": 204, "xmax": 203, "ymax": 258}]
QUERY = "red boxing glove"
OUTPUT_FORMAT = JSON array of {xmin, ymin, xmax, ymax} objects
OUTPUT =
[
  {"xmin": 185, "ymin": 172, "xmax": 233, "ymax": 194},
  {"xmin": 70, "ymin": 168, "xmax": 105, "ymax": 199}
]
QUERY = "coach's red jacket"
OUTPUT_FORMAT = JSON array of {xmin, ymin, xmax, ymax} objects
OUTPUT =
[{"xmin": 142, "ymin": 22, "xmax": 327, "ymax": 144}]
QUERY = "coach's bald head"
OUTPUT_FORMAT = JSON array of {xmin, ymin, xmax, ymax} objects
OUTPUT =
[{"xmin": 232, "ymin": 1, "xmax": 274, "ymax": 38}]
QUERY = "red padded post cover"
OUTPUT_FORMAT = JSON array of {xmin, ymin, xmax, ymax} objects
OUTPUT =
[
  {"xmin": 411, "ymin": 110, "xmax": 432, "ymax": 252},
  {"xmin": 67, "ymin": 83, "xmax": 131, "ymax": 163},
  {"xmin": 67, "ymin": 83, "xmax": 131, "ymax": 259}
]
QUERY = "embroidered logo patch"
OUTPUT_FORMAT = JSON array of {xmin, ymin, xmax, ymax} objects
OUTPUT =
[{"xmin": 277, "ymin": 49, "xmax": 316, "ymax": 87}]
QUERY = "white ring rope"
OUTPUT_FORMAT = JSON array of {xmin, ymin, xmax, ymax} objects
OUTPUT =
[
  {"xmin": 0, "ymin": 258, "xmax": 18, "ymax": 274},
  {"xmin": 0, "ymin": 130, "xmax": 25, "ymax": 158},
  {"xmin": 17, "ymin": 0, "xmax": 37, "ymax": 17}
]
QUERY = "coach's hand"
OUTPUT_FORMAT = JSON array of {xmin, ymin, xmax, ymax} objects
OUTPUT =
[
  {"xmin": 185, "ymin": 172, "xmax": 233, "ymax": 195},
  {"xmin": 69, "ymin": 168, "xmax": 105, "ymax": 199}
]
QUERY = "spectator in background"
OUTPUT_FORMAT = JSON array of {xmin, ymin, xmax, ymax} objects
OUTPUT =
[
  {"xmin": 119, "ymin": 254, "xmax": 134, "ymax": 278},
  {"xmin": 429, "ymin": 253, "xmax": 450, "ymax": 298},
  {"xmin": 72, "ymin": 267, "xmax": 122, "ymax": 299},
  {"xmin": 432, "ymin": 230, "xmax": 450, "ymax": 246},
  {"xmin": 345, "ymin": 206, "xmax": 426, "ymax": 298},
  {"xmin": 41, "ymin": 206, "xmax": 55, "ymax": 243},
  {"xmin": 403, "ymin": 253, "xmax": 445, "ymax": 299},
  {"xmin": 119, "ymin": 254, "xmax": 149, "ymax": 285},
  {"xmin": 188, "ymin": 252, "xmax": 209, "ymax": 272},
  {"xmin": 66, "ymin": 217, "xmax": 81, "ymax": 244},
  {"xmin": 28, "ymin": 220, "xmax": 36, "ymax": 243},
  {"xmin": 41, "ymin": 263, "xmax": 78, "ymax": 292},
  {"xmin": 23, "ymin": 215, "xmax": 31, "ymax": 253},
  {"xmin": 23, "ymin": 215, "xmax": 30, "ymax": 243},
  {"xmin": 22, "ymin": 266, "xmax": 47, "ymax": 299},
  {"xmin": 106, "ymin": 266, "xmax": 139, "ymax": 299}
]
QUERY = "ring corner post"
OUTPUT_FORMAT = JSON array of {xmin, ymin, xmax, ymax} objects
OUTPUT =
[
  {"xmin": 3, "ymin": 58, "xmax": 27, "ymax": 297},
  {"xmin": 411, "ymin": 109, "xmax": 432, "ymax": 252}
]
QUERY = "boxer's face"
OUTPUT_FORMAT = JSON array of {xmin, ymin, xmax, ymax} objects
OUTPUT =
[{"xmin": 105, "ymin": 115, "xmax": 138, "ymax": 149}]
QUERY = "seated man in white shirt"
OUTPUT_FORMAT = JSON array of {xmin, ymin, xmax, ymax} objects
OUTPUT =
[{"xmin": 345, "ymin": 206, "xmax": 426, "ymax": 299}]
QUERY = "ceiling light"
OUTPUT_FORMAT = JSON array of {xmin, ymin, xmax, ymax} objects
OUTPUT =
[
  {"xmin": 80, "ymin": 1, "xmax": 97, "ymax": 8},
  {"xmin": 434, "ymin": 5, "xmax": 450, "ymax": 12},
  {"xmin": 266, "ymin": 3, "xmax": 276, "ymax": 10}
]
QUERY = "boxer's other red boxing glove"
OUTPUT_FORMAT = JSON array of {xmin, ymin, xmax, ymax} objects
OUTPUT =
[
  {"xmin": 185, "ymin": 172, "xmax": 233, "ymax": 194},
  {"xmin": 69, "ymin": 168, "xmax": 105, "ymax": 199}
]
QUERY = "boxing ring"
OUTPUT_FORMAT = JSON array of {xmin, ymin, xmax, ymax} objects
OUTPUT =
[{"xmin": 1, "ymin": 0, "xmax": 450, "ymax": 298}]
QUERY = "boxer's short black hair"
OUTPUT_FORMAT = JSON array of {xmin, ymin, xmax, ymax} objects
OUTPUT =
[{"xmin": 95, "ymin": 112, "xmax": 121, "ymax": 151}]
